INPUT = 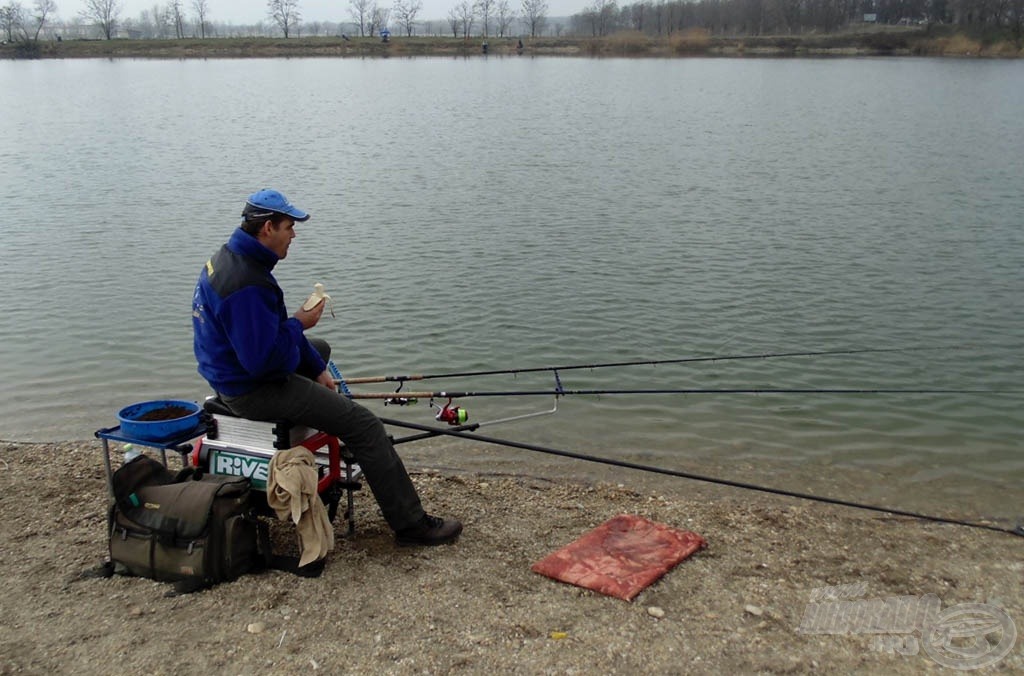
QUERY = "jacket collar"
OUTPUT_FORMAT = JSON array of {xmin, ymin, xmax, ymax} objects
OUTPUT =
[{"xmin": 227, "ymin": 227, "xmax": 279, "ymax": 270}]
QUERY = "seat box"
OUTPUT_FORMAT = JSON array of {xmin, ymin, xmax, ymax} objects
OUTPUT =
[{"xmin": 207, "ymin": 412, "xmax": 316, "ymax": 451}]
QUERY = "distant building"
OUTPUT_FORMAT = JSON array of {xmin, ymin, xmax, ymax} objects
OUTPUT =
[{"xmin": 863, "ymin": 13, "xmax": 878, "ymax": 23}]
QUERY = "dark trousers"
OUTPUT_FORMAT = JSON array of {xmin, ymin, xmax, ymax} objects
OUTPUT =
[{"xmin": 222, "ymin": 339, "xmax": 425, "ymax": 531}]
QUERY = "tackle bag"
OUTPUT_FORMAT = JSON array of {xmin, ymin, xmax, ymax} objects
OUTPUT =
[{"xmin": 108, "ymin": 455, "xmax": 268, "ymax": 593}]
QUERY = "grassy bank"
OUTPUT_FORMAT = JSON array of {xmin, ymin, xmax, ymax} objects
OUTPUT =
[{"xmin": 3, "ymin": 25, "xmax": 1022, "ymax": 59}]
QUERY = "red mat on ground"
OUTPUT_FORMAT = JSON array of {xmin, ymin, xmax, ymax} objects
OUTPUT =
[{"xmin": 531, "ymin": 514, "xmax": 706, "ymax": 601}]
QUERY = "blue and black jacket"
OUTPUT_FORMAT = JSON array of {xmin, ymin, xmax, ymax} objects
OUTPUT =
[{"xmin": 192, "ymin": 228, "xmax": 325, "ymax": 396}]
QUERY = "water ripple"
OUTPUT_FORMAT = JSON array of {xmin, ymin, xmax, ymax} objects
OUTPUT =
[{"xmin": 1, "ymin": 58, "xmax": 1021, "ymax": 519}]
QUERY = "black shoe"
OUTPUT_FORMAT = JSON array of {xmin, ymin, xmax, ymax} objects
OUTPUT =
[
  {"xmin": 395, "ymin": 514, "xmax": 463, "ymax": 546},
  {"xmin": 270, "ymin": 555, "xmax": 326, "ymax": 578}
]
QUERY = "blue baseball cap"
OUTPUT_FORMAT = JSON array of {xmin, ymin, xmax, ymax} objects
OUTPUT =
[{"xmin": 242, "ymin": 189, "xmax": 310, "ymax": 222}]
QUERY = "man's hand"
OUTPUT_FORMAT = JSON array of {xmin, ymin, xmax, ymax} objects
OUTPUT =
[
  {"xmin": 294, "ymin": 300, "xmax": 325, "ymax": 330},
  {"xmin": 316, "ymin": 369, "xmax": 336, "ymax": 390}
]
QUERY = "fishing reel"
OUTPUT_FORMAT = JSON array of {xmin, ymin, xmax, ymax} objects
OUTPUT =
[
  {"xmin": 432, "ymin": 398, "xmax": 468, "ymax": 426},
  {"xmin": 384, "ymin": 396, "xmax": 418, "ymax": 406},
  {"xmin": 384, "ymin": 382, "xmax": 418, "ymax": 407}
]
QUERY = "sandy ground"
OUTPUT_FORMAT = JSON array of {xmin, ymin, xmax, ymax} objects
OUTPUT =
[{"xmin": 1, "ymin": 439, "xmax": 1022, "ymax": 675}]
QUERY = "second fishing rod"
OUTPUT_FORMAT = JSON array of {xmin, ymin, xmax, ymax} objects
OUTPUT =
[
  {"xmin": 337, "ymin": 345, "xmax": 969, "ymax": 385},
  {"xmin": 332, "ymin": 345, "xmax": 1020, "ymax": 412}
]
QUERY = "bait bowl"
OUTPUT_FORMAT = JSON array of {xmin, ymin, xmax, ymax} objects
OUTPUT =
[{"xmin": 117, "ymin": 399, "xmax": 202, "ymax": 442}]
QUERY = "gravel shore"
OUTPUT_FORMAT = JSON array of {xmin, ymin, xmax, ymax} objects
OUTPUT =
[{"xmin": 1, "ymin": 440, "xmax": 1021, "ymax": 674}]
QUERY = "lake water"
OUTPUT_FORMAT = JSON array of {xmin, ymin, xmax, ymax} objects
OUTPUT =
[{"xmin": 1, "ymin": 56, "xmax": 1021, "ymax": 521}]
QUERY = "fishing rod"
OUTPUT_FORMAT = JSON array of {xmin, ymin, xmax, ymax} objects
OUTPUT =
[
  {"xmin": 347, "ymin": 387, "xmax": 1021, "ymax": 400},
  {"xmin": 379, "ymin": 416, "xmax": 1024, "ymax": 538},
  {"xmin": 341, "ymin": 345, "xmax": 968, "ymax": 384}
]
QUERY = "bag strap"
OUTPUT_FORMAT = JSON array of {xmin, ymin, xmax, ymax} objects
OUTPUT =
[{"xmin": 111, "ymin": 455, "xmax": 176, "ymax": 512}]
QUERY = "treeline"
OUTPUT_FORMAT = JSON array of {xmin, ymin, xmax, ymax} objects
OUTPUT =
[
  {"xmin": 568, "ymin": 0, "xmax": 1024, "ymax": 37},
  {"xmin": 4, "ymin": 0, "xmax": 1020, "ymax": 45},
  {"xmin": 1, "ymin": 0, "xmax": 558, "ymax": 41}
]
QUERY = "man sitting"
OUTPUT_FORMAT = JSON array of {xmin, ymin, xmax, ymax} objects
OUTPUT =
[{"xmin": 191, "ymin": 188, "xmax": 462, "ymax": 548}]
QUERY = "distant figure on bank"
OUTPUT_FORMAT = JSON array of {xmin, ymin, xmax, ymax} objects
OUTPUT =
[{"xmin": 516, "ymin": 38, "xmax": 524, "ymax": 54}]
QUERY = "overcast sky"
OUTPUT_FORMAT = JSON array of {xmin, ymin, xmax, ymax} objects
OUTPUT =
[{"xmin": 59, "ymin": 0, "xmax": 586, "ymax": 26}]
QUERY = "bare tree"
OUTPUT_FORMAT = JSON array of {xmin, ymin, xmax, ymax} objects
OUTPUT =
[
  {"xmin": 1, "ymin": 2, "xmax": 26, "ymax": 41},
  {"xmin": 367, "ymin": 3, "xmax": 390, "ymax": 35},
  {"xmin": 81, "ymin": 0, "xmax": 122, "ymax": 39},
  {"xmin": 587, "ymin": 0, "xmax": 617, "ymax": 35},
  {"xmin": 447, "ymin": 6, "xmax": 460, "ymax": 34},
  {"xmin": 393, "ymin": 0, "xmax": 422, "ymax": 35},
  {"xmin": 1011, "ymin": 0, "xmax": 1024, "ymax": 46},
  {"xmin": 366, "ymin": 4, "xmax": 380, "ymax": 34},
  {"xmin": 364, "ymin": 1, "xmax": 387, "ymax": 34},
  {"xmin": 168, "ymin": 0, "xmax": 185, "ymax": 37},
  {"xmin": 29, "ymin": 0, "xmax": 55, "ymax": 39},
  {"xmin": 496, "ymin": 0, "xmax": 516, "ymax": 35},
  {"xmin": 349, "ymin": 0, "xmax": 372, "ymax": 35},
  {"xmin": 146, "ymin": 3, "xmax": 167, "ymax": 38},
  {"xmin": 521, "ymin": 0, "xmax": 547, "ymax": 36},
  {"xmin": 134, "ymin": 4, "xmax": 164, "ymax": 38},
  {"xmin": 135, "ymin": 6, "xmax": 153, "ymax": 36},
  {"xmin": 267, "ymin": 0, "xmax": 301, "ymax": 37},
  {"xmin": 476, "ymin": 0, "xmax": 495, "ymax": 35},
  {"xmin": 455, "ymin": 0, "xmax": 476, "ymax": 35},
  {"xmin": 628, "ymin": 0, "xmax": 646, "ymax": 31},
  {"xmin": 192, "ymin": 0, "xmax": 209, "ymax": 37}
]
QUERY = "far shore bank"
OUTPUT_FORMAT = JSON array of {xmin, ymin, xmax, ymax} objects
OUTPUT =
[{"xmin": 3, "ymin": 26, "xmax": 1022, "ymax": 60}]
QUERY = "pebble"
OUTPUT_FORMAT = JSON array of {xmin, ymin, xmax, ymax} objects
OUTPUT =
[
  {"xmin": 744, "ymin": 605, "xmax": 764, "ymax": 617},
  {"xmin": 647, "ymin": 606, "xmax": 665, "ymax": 618},
  {"xmin": 247, "ymin": 622, "xmax": 265, "ymax": 634}
]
